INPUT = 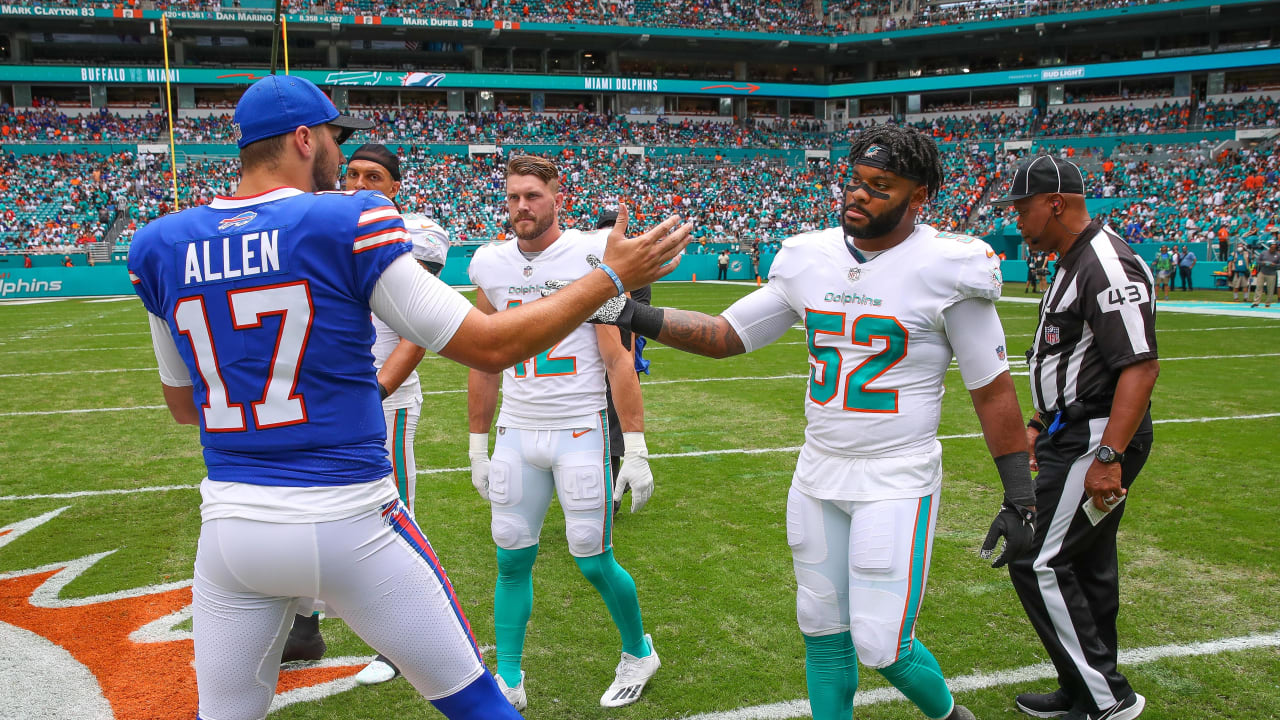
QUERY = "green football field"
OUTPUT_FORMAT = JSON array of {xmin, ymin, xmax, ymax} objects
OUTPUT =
[{"xmin": 1, "ymin": 283, "xmax": 1278, "ymax": 720}]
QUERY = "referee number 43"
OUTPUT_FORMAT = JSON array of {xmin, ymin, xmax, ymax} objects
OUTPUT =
[{"xmin": 1098, "ymin": 282, "xmax": 1149, "ymax": 312}]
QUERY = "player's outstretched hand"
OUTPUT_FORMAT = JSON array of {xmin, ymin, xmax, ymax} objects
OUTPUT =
[
  {"xmin": 469, "ymin": 432, "xmax": 491, "ymax": 501},
  {"xmin": 615, "ymin": 432, "xmax": 654, "ymax": 513},
  {"xmin": 601, "ymin": 203, "xmax": 692, "ymax": 291},
  {"xmin": 979, "ymin": 502, "xmax": 1035, "ymax": 568}
]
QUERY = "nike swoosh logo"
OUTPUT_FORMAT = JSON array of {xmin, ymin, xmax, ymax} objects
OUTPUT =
[{"xmin": 572, "ymin": 429, "xmax": 592, "ymax": 438}]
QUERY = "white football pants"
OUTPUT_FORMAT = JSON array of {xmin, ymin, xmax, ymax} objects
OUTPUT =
[{"xmin": 192, "ymin": 500, "xmax": 483, "ymax": 720}]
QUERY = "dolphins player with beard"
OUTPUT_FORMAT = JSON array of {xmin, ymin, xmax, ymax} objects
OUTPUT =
[
  {"xmin": 467, "ymin": 154, "xmax": 660, "ymax": 711},
  {"xmin": 571, "ymin": 125, "xmax": 1036, "ymax": 720}
]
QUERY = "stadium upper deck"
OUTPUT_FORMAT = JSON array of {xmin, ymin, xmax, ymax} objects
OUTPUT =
[{"xmin": 0, "ymin": 0, "xmax": 1176, "ymax": 35}]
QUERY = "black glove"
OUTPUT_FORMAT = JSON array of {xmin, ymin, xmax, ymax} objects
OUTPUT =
[{"xmin": 980, "ymin": 502, "xmax": 1035, "ymax": 568}]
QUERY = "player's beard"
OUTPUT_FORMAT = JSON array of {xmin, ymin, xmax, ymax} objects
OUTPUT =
[
  {"xmin": 842, "ymin": 193, "xmax": 912, "ymax": 240},
  {"xmin": 311, "ymin": 142, "xmax": 341, "ymax": 192},
  {"xmin": 512, "ymin": 210, "xmax": 554, "ymax": 242}
]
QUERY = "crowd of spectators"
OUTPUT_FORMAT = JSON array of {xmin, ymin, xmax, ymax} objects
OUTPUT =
[
  {"xmin": 4, "ymin": 95, "xmax": 1277, "ymax": 152},
  {"xmin": 0, "ymin": 105, "xmax": 831, "ymax": 148},
  {"xmin": 6, "ymin": 132, "xmax": 1276, "ymax": 258},
  {"xmin": 976, "ymin": 143, "xmax": 1280, "ymax": 254},
  {"xmin": 384, "ymin": 147, "xmax": 840, "ymax": 245},
  {"xmin": 16, "ymin": 0, "xmax": 1188, "ymax": 34},
  {"xmin": 0, "ymin": 150, "xmax": 122, "ymax": 253}
]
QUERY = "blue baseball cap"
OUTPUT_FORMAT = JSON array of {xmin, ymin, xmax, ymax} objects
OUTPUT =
[{"xmin": 232, "ymin": 75, "xmax": 373, "ymax": 149}]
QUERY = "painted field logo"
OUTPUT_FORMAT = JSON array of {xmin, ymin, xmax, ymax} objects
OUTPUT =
[
  {"xmin": 218, "ymin": 211, "xmax": 257, "ymax": 231},
  {"xmin": 0, "ymin": 508, "xmax": 366, "ymax": 720}
]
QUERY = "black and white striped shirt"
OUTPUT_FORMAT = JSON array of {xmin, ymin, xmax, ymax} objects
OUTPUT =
[{"xmin": 1028, "ymin": 219, "xmax": 1158, "ymax": 416}]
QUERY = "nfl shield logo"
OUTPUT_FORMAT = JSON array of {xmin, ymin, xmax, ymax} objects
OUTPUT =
[
  {"xmin": 1045, "ymin": 325, "xmax": 1060, "ymax": 345},
  {"xmin": 522, "ymin": 266, "xmax": 534, "ymax": 278},
  {"xmin": 847, "ymin": 267, "xmax": 861, "ymax": 283},
  {"xmin": 996, "ymin": 344, "xmax": 1006, "ymax": 361}
]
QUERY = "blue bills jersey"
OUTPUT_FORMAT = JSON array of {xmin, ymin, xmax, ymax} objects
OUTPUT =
[{"xmin": 128, "ymin": 187, "xmax": 411, "ymax": 487}]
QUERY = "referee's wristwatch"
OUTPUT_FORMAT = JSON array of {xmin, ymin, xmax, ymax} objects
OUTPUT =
[{"xmin": 1095, "ymin": 445, "xmax": 1125, "ymax": 464}]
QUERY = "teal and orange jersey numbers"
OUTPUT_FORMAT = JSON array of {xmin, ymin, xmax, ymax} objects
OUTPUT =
[
  {"xmin": 505, "ymin": 298, "xmax": 578, "ymax": 378},
  {"xmin": 845, "ymin": 315, "xmax": 908, "ymax": 413},
  {"xmin": 805, "ymin": 309, "xmax": 844, "ymax": 406},
  {"xmin": 804, "ymin": 309, "xmax": 909, "ymax": 413}
]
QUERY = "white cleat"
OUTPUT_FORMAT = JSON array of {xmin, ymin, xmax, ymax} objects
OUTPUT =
[
  {"xmin": 497, "ymin": 671, "xmax": 527, "ymax": 711},
  {"xmin": 354, "ymin": 654, "xmax": 399, "ymax": 685},
  {"xmin": 600, "ymin": 634, "xmax": 660, "ymax": 708}
]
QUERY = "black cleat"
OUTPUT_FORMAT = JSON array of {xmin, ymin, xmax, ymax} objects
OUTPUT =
[
  {"xmin": 280, "ymin": 613, "xmax": 326, "ymax": 663},
  {"xmin": 1016, "ymin": 688, "xmax": 1072, "ymax": 718},
  {"xmin": 1063, "ymin": 693, "xmax": 1145, "ymax": 720}
]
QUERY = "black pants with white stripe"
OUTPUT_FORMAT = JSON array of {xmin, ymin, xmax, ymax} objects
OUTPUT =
[{"xmin": 1009, "ymin": 412, "xmax": 1153, "ymax": 713}]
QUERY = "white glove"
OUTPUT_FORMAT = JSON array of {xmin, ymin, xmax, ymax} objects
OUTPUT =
[
  {"xmin": 614, "ymin": 432, "xmax": 654, "ymax": 513},
  {"xmin": 469, "ymin": 432, "xmax": 491, "ymax": 501}
]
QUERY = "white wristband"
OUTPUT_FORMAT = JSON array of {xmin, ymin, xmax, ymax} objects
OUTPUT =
[
  {"xmin": 622, "ymin": 432, "xmax": 647, "ymax": 457},
  {"xmin": 469, "ymin": 432, "xmax": 489, "ymax": 455}
]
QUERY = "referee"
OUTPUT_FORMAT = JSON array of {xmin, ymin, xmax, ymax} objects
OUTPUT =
[{"xmin": 989, "ymin": 156, "xmax": 1159, "ymax": 720}]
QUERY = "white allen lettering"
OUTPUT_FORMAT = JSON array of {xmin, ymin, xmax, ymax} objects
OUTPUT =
[{"xmin": 182, "ymin": 230, "xmax": 284, "ymax": 286}]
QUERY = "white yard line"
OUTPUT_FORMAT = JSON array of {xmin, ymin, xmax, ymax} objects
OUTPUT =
[
  {"xmin": 0, "ymin": 484, "xmax": 200, "ymax": 501},
  {"xmin": 2, "ymin": 411, "xmax": 1277, "ymax": 501},
  {"xmin": 0, "ymin": 405, "xmax": 166, "ymax": 417},
  {"xmin": 667, "ymin": 631, "xmax": 1280, "ymax": 720},
  {"xmin": 0, "ymin": 346, "xmax": 150, "ymax": 354},
  {"xmin": 0, "ymin": 367, "xmax": 158, "ymax": 378},
  {"xmin": 3, "ymin": 348, "xmax": 1276, "ymax": 405}
]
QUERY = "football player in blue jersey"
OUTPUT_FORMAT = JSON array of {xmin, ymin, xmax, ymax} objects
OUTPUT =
[
  {"xmin": 127, "ymin": 75, "xmax": 690, "ymax": 720},
  {"xmin": 276, "ymin": 143, "xmax": 456, "ymax": 683}
]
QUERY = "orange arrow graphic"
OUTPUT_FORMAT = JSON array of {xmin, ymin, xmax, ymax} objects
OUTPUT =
[{"xmin": 700, "ymin": 83, "xmax": 761, "ymax": 94}]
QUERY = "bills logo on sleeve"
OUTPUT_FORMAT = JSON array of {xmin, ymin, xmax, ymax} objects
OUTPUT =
[{"xmin": 218, "ymin": 211, "xmax": 257, "ymax": 232}]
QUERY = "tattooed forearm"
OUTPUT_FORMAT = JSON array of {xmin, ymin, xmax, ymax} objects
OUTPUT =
[{"xmin": 657, "ymin": 309, "xmax": 746, "ymax": 359}]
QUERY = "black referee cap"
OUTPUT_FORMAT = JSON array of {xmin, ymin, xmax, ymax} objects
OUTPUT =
[
  {"xmin": 348, "ymin": 143, "xmax": 401, "ymax": 181},
  {"xmin": 989, "ymin": 155, "xmax": 1084, "ymax": 206},
  {"xmin": 595, "ymin": 208, "xmax": 619, "ymax": 230}
]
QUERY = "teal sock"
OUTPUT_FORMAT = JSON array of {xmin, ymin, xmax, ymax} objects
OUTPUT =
[
  {"xmin": 876, "ymin": 640, "xmax": 953, "ymax": 720},
  {"xmin": 494, "ymin": 545, "xmax": 538, "ymax": 688},
  {"xmin": 803, "ymin": 633, "xmax": 858, "ymax": 720},
  {"xmin": 573, "ymin": 549, "xmax": 649, "ymax": 658}
]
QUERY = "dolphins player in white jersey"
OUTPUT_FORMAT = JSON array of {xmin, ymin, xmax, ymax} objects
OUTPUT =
[
  {"xmin": 574, "ymin": 126, "xmax": 1037, "ymax": 720},
  {"xmin": 467, "ymin": 154, "xmax": 659, "ymax": 710},
  {"xmin": 278, "ymin": 143, "xmax": 456, "ymax": 679}
]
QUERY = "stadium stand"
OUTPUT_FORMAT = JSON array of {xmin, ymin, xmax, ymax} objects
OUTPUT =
[
  {"xmin": 4, "ymin": 96, "xmax": 1277, "ymax": 148},
  {"xmin": 10, "ymin": 0, "xmax": 1176, "ymax": 32},
  {"xmin": 9, "ymin": 132, "xmax": 1271, "ymax": 261}
]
